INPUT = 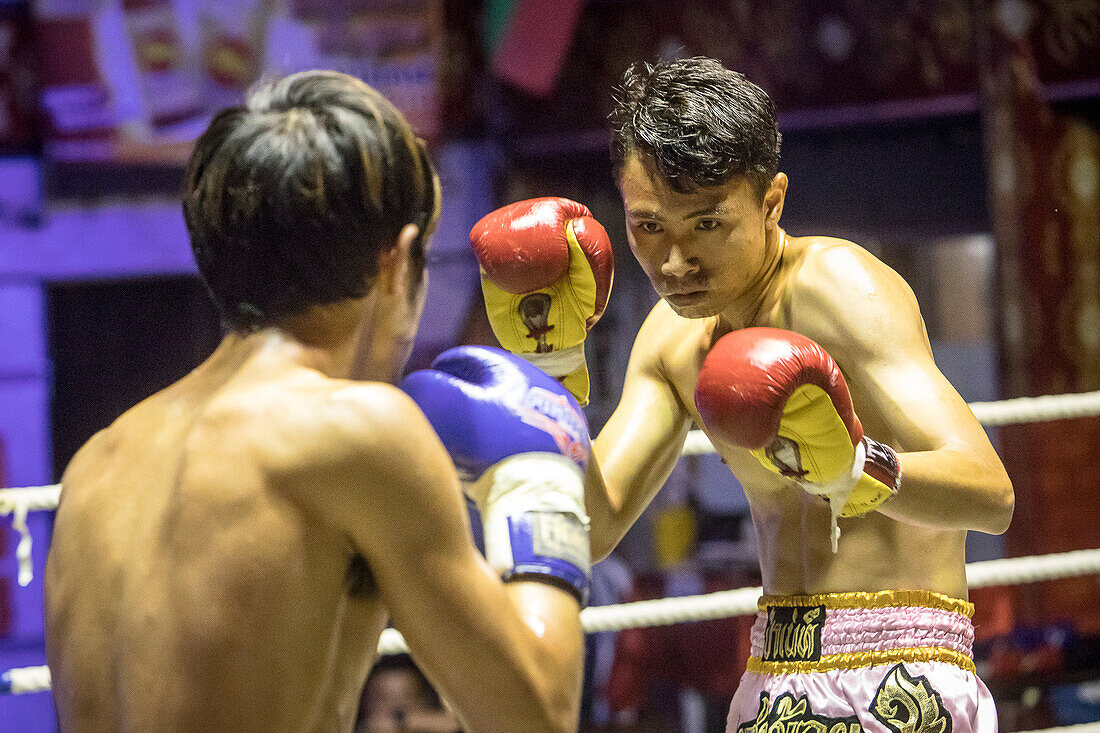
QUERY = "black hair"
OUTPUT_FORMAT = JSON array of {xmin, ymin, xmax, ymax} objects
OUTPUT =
[
  {"xmin": 609, "ymin": 57, "xmax": 781, "ymax": 199},
  {"xmin": 183, "ymin": 70, "xmax": 440, "ymax": 332},
  {"xmin": 357, "ymin": 654, "xmax": 445, "ymax": 725}
]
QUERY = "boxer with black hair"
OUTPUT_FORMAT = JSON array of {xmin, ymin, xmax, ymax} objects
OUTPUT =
[
  {"xmin": 46, "ymin": 70, "xmax": 589, "ymax": 733},
  {"xmin": 475, "ymin": 57, "xmax": 1012, "ymax": 733}
]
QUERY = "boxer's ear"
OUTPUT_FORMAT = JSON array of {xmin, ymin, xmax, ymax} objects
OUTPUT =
[
  {"xmin": 764, "ymin": 173, "xmax": 788, "ymax": 227},
  {"xmin": 377, "ymin": 223, "xmax": 419, "ymax": 295}
]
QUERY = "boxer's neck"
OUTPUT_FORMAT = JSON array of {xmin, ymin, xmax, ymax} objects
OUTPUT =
[
  {"xmin": 718, "ymin": 229, "xmax": 788, "ymax": 331},
  {"xmin": 201, "ymin": 290, "xmax": 409, "ymax": 383}
]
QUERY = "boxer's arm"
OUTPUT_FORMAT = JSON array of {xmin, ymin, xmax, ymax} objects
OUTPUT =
[
  {"xmin": 791, "ymin": 243, "xmax": 1013, "ymax": 534},
  {"xmin": 323, "ymin": 385, "xmax": 583, "ymax": 733},
  {"xmin": 589, "ymin": 304, "xmax": 693, "ymax": 560}
]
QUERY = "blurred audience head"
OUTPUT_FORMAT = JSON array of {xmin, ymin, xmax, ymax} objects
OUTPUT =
[{"xmin": 356, "ymin": 654, "xmax": 461, "ymax": 733}]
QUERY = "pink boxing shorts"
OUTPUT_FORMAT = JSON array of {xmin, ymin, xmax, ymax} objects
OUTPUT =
[{"xmin": 727, "ymin": 590, "xmax": 996, "ymax": 733}]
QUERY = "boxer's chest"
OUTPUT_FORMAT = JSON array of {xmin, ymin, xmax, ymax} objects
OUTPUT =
[{"xmin": 661, "ymin": 317, "xmax": 798, "ymax": 508}]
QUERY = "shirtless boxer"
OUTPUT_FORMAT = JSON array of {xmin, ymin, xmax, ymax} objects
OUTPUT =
[
  {"xmin": 473, "ymin": 58, "xmax": 1013, "ymax": 733},
  {"xmin": 44, "ymin": 70, "xmax": 591, "ymax": 733}
]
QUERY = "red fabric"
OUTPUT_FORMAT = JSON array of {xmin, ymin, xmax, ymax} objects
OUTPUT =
[
  {"xmin": 969, "ymin": 586, "xmax": 1015, "ymax": 643},
  {"xmin": 34, "ymin": 9, "xmax": 116, "ymax": 141},
  {"xmin": 490, "ymin": 0, "xmax": 585, "ymax": 97},
  {"xmin": 0, "ymin": 7, "xmax": 36, "ymax": 149},
  {"xmin": 605, "ymin": 572, "xmax": 750, "ymax": 712},
  {"xmin": 35, "ymin": 16, "xmax": 99, "ymax": 85}
]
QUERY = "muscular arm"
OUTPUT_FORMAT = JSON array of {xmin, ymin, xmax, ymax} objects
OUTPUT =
[
  {"xmin": 320, "ymin": 384, "xmax": 583, "ymax": 733},
  {"xmin": 790, "ymin": 243, "xmax": 1013, "ymax": 534},
  {"xmin": 589, "ymin": 304, "xmax": 693, "ymax": 560}
]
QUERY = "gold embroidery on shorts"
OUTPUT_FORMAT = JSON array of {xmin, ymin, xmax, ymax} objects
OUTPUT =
[
  {"xmin": 747, "ymin": 646, "xmax": 976, "ymax": 675},
  {"xmin": 737, "ymin": 692, "xmax": 862, "ymax": 733},
  {"xmin": 870, "ymin": 664, "xmax": 953, "ymax": 733},
  {"xmin": 758, "ymin": 590, "xmax": 973, "ymax": 617}
]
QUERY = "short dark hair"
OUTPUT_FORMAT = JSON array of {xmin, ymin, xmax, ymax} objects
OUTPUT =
[
  {"xmin": 184, "ymin": 70, "xmax": 440, "ymax": 331},
  {"xmin": 609, "ymin": 57, "xmax": 781, "ymax": 199},
  {"xmin": 359, "ymin": 654, "xmax": 443, "ymax": 720}
]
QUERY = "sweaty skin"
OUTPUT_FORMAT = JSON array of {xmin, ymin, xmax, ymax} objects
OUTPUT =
[
  {"xmin": 45, "ymin": 230, "xmax": 584, "ymax": 733},
  {"xmin": 587, "ymin": 154, "xmax": 1013, "ymax": 599}
]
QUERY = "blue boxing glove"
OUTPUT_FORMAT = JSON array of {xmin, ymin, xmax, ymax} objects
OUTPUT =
[{"xmin": 400, "ymin": 346, "xmax": 591, "ymax": 605}]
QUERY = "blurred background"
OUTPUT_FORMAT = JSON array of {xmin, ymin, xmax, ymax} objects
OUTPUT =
[{"xmin": 0, "ymin": 0, "xmax": 1097, "ymax": 730}]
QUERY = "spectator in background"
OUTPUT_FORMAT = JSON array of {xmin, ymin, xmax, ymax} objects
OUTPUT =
[{"xmin": 357, "ymin": 655, "xmax": 461, "ymax": 733}]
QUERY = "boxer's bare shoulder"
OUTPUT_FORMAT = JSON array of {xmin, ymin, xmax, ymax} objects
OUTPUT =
[
  {"xmin": 270, "ymin": 377, "xmax": 467, "ymax": 540},
  {"xmin": 58, "ymin": 368, "xmax": 442, "ymax": 514},
  {"xmin": 777, "ymin": 234, "xmax": 927, "ymax": 360}
]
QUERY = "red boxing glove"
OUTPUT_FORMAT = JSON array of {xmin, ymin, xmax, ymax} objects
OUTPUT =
[
  {"xmin": 471, "ymin": 197, "xmax": 614, "ymax": 405},
  {"xmin": 694, "ymin": 328, "xmax": 900, "ymax": 550}
]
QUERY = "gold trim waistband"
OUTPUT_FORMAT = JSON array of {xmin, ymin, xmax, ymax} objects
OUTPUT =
[
  {"xmin": 747, "ymin": 646, "xmax": 976, "ymax": 675},
  {"xmin": 758, "ymin": 589, "xmax": 973, "ymax": 617}
]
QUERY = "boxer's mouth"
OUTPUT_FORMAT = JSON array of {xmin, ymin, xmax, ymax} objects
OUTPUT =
[{"xmin": 665, "ymin": 290, "xmax": 707, "ymax": 307}]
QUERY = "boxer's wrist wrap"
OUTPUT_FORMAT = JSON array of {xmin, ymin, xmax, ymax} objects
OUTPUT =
[
  {"xmin": 859, "ymin": 436, "xmax": 901, "ymax": 505},
  {"xmin": 795, "ymin": 436, "xmax": 900, "ymax": 553},
  {"xmin": 477, "ymin": 454, "xmax": 591, "ymax": 607},
  {"xmin": 516, "ymin": 343, "xmax": 586, "ymax": 378},
  {"xmin": 502, "ymin": 512, "xmax": 590, "ymax": 606}
]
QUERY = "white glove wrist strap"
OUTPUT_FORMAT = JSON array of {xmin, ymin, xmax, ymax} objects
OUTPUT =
[
  {"xmin": 797, "ymin": 439, "xmax": 866, "ymax": 554},
  {"xmin": 477, "ymin": 453, "xmax": 589, "ymax": 575},
  {"xmin": 517, "ymin": 343, "xmax": 586, "ymax": 378}
]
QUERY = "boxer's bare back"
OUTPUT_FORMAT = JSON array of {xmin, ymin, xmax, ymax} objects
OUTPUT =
[
  {"xmin": 46, "ymin": 69, "xmax": 586, "ymax": 733},
  {"xmin": 47, "ymin": 335, "xmax": 405, "ymax": 731},
  {"xmin": 46, "ymin": 331, "xmax": 580, "ymax": 733}
]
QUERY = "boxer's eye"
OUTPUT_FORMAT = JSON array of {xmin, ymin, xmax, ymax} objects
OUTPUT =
[
  {"xmin": 696, "ymin": 219, "xmax": 721, "ymax": 231},
  {"xmin": 637, "ymin": 221, "xmax": 662, "ymax": 234}
]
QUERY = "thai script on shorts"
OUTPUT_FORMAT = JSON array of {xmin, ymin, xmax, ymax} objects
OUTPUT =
[
  {"xmin": 738, "ymin": 692, "xmax": 862, "ymax": 733},
  {"xmin": 762, "ymin": 605, "xmax": 825, "ymax": 662}
]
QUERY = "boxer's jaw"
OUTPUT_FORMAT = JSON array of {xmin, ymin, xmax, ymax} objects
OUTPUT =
[{"xmin": 349, "ymin": 223, "xmax": 429, "ymax": 383}]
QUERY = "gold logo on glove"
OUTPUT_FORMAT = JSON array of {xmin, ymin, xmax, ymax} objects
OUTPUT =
[
  {"xmin": 765, "ymin": 436, "xmax": 808, "ymax": 479},
  {"xmin": 518, "ymin": 293, "xmax": 554, "ymax": 352}
]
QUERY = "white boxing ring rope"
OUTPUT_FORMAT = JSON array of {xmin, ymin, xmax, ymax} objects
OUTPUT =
[
  {"xmin": 372, "ymin": 547, "xmax": 1100, "ymax": 653},
  {"xmin": 681, "ymin": 388, "xmax": 1100, "ymax": 456},
  {"xmin": 4, "ymin": 547, "xmax": 1100, "ymax": 696},
  {"xmin": 2, "ymin": 388, "xmax": 1100, "ymax": 697}
]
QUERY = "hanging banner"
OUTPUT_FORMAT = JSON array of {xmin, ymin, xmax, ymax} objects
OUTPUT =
[
  {"xmin": 121, "ymin": 0, "xmax": 202, "ymax": 128},
  {"xmin": 35, "ymin": 0, "xmax": 441, "ymax": 164},
  {"xmin": 198, "ymin": 0, "xmax": 272, "ymax": 109},
  {"xmin": 271, "ymin": 0, "xmax": 441, "ymax": 138}
]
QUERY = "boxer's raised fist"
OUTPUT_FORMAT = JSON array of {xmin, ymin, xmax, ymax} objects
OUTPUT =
[
  {"xmin": 401, "ymin": 346, "xmax": 591, "ymax": 603},
  {"xmin": 694, "ymin": 328, "xmax": 900, "ymax": 548},
  {"xmin": 471, "ymin": 197, "xmax": 614, "ymax": 406}
]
